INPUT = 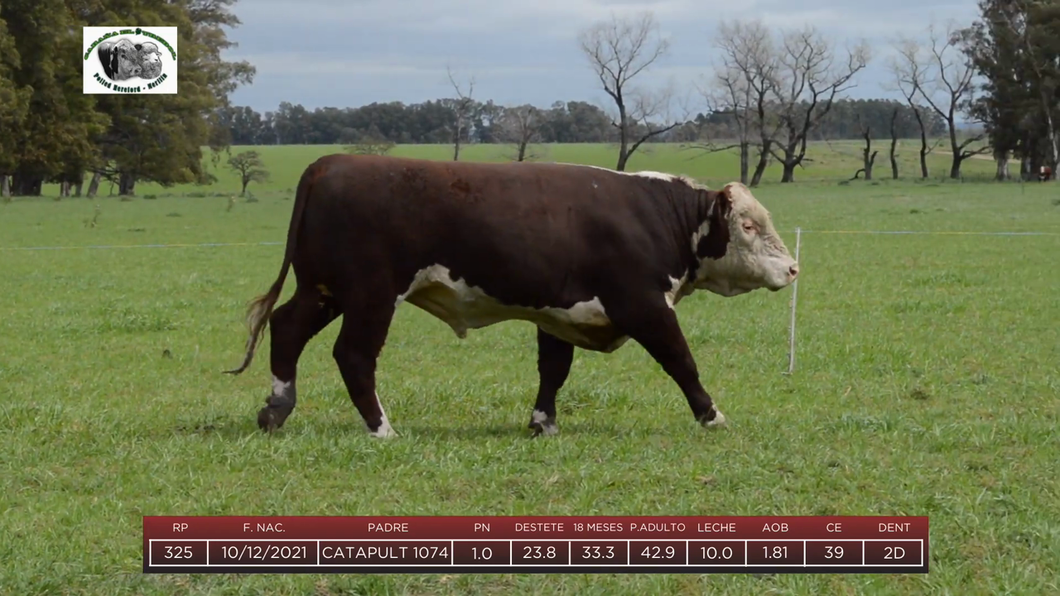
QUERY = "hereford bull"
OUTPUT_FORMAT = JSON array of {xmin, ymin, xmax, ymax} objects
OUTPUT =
[{"xmin": 226, "ymin": 155, "xmax": 799, "ymax": 437}]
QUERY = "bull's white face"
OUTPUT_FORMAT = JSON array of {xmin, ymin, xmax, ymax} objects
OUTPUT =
[{"xmin": 693, "ymin": 183, "xmax": 799, "ymax": 297}]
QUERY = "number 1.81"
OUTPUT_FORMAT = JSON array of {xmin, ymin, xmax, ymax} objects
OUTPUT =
[{"xmin": 763, "ymin": 545, "xmax": 788, "ymax": 559}]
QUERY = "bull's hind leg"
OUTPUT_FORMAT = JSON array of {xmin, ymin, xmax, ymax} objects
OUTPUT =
[
  {"xmin": 528, "ymin": 328, "xmax": 574, "ymax": 436},
  {"xmin": 260, "ymin": 287, "xmax": 340, "ymax": 431},
  {"xmin": 332, "ymin": 296, "xmax": 397, "ymax": 438}
]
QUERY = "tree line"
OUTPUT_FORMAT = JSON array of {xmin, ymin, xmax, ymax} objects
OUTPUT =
[
  {"xmin": 0, "ymin": 0, "xmax": 253, "ymax": 197},
  {"xmin": 218, "ymin": 98, "xmax": 948, "ymax": 148}
]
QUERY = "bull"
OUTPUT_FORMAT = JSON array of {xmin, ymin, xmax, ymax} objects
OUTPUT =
[{"xmin": 226, "ymin": 155, "xmax": 799, "ymax": 437}]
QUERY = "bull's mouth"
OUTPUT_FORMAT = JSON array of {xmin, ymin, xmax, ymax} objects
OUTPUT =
[
  {"xmin": 766, "ymin": 279, "xmax": 795, "ymax": 292},
  {"xmin": 765, "ymin": 270, "xmax": 798, "ymax": 292}
]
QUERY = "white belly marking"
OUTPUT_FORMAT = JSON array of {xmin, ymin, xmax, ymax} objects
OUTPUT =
[{"xmin": 396, "ymin": 265, "xmax": 628, "ymax": 351}]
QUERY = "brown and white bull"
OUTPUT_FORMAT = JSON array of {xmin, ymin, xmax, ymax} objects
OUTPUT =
[{"xmin": 226, "ymin": 155, "xmax": 799, "ymax": 437}]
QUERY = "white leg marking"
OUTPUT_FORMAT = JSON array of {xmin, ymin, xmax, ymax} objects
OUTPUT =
[
  {"xmin": 531, "ymin": 409, "xmax": 557, "ymax": 435},
  {"xmin": 271, "ymin": 375, "xmax": 291, "ymax": 396},
  {"xmin": 368, "ymin": 392, "xmax": 397, "ymax": 438},
  {"xmin": 703, "ymin": 409, "xmax": 726, "ymax": 428}
]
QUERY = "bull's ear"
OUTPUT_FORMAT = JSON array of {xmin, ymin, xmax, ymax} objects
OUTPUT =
[
  {"xmin": 712, "ymin": 185, "xmax": 733, "ymax": 222},
  {"xmin": 696, "ymin": 188, "xmax": 732, "ymax": 260}
]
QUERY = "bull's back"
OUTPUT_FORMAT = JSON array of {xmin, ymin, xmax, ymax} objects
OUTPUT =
[{"xmin": 303, "ymin": 155, "xmax": 636, "ymax": 267}]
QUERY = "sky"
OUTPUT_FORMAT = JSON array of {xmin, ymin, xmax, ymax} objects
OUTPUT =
[{"xmin": 223, "ymin": 0, "xmax": 980, "ymax": 116}]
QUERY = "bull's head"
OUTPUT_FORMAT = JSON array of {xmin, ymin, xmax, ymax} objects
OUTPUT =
[
  {"xmin": 108, "ymin": 38, "xmax": 142, "ymax": 79},
  {"xmin": 693, "ymin": 182, "xmax": 799, "ymax": 297}
]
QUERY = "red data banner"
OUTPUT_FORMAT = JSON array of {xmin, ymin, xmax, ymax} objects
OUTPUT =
[{"xmin": 143, "ymin": 516, "xmax": 929, "ymax": 575}]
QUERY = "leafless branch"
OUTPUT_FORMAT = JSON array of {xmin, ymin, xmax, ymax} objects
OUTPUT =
[
  {"xmin": 446, "ymin": 65, "xmax": 476, "ymax": 161},
  {"xmin": 578, "ymin": 11, "xmax": 677, "ymax": 170},
  {"xmin": 495, "ymin": 104, "xmax": 547, "ymax": 162}
]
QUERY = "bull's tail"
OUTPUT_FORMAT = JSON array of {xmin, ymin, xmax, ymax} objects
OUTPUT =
[{"xmin": 224, "ymin": 164, "xmax": 318, "ymax": 375}]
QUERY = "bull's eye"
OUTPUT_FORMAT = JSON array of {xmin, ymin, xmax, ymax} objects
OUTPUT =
[{"xmin": 742, "ymin": 221, "xmax": 756, "ymax": 234}]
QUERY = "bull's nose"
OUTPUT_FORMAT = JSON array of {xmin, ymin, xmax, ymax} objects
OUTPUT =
[{"xmin": 789, "ymin": 264, "xmax": 799, "ymax": 278}]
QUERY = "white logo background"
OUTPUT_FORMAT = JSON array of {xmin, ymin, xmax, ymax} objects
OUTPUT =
[{"xmin": 83, "ymin": 26, "xmax": 178, "ymax": 95}]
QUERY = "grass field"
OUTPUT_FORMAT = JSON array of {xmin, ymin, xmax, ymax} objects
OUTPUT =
[{"xmin": 1, "ymin": 142, "xmax": 1058, "ymax": 595}]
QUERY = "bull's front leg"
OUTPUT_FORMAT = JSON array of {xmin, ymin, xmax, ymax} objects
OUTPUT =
[
  {"xmin": 528, "ymin": 327, "xmax": 574, "ymax": 436},
  {"xmin": 609, "ymin": 300, "xmax": 725, "ymax": 428}
]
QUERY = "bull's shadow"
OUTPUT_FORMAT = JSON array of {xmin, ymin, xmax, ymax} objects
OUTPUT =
[
  {"xmin": 391, "ymin": 420, "xmax": 620, "ymax": 440},
  {"xmin": 171, "ymin": 414, "xmax": 260, "ymax": 440},
  {"xmin": 170, "ymin": 413, "xmax": 625, "ymax": 440}
]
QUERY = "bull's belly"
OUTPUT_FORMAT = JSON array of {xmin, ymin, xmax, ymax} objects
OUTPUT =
[{"xmin": 398, "ymin": 265, "xmax": 630, "ymax": 353}]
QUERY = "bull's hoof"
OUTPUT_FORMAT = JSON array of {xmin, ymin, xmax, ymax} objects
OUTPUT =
[
  {"xmin": 367, "ymin": 418, "xmax": 397, "ymax": 438},
  {"xmin": 257, "ymin": 406, "xmax": 287, "ymax": 432},
  {"xmin": 529, "ymin": 410, "xmax": 558, "ymax": 437},
  {"xmin": 701, "ymin": 409, "xmax": 727, "ymax": 429},
  {"xmin": 529, "ymin": 422, "xmax": 558, "ymax": 437}
]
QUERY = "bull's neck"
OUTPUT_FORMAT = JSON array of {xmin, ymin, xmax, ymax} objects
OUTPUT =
[{"xmin": 662, "ymin": 181, "xmax": 711, "ymax": 280}]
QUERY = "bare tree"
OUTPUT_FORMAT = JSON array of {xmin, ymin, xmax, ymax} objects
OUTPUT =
[
  {"xmin": 692, "ymin": 80, "xmax": 743, "ymax": 176},
  {"xmin": 344, "ymin": 139, "xmax": 395, "ymax": 156},
  {"xmin": 854, "ymin": 112, "xmax": 879, "ymax": 180},
  {"xmin": 704, "ymin": 19, "xmax": 784, "ymax": 186},
  {"xmin": 578, "ymin": 12, "xmax": 682, "ymax": 171},
  {"xmin": 704, "ymin": 19, "xmax": 774, "ymax": 184},
  {"xmin": 446, "ymin": 66, "xmax": 476, "ymax": 162},
  {"xmin": 889, "ymin": 107, "xmax": 900, "ymax": 179},
  {"xmin": 495, "ymin": 105, "xmax": 546, "ymax": 162},
  {"xmin": 765, "ymin": 26, "xmax": 870, "ymax": 183},
  {"xmin": 908, "ymin": 22, "xmax": 989, "ymax": 179},
  {"xmin": 888, "ymin": 37, "xmax": 943, "ymax": 178}
]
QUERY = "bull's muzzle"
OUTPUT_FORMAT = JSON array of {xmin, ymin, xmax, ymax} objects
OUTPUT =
[{"xmin": 766, "ymin": 262, "xmax": 799, "ymax": 292}]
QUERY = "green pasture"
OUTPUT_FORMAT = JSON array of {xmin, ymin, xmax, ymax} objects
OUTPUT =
[{"xmin": 1, "ymin": 142, "xmax": 1058, "ymax": 595}]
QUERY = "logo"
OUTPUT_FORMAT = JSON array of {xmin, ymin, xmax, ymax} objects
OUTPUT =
[{"xmin": 83, "ymin": 27, "xmax": 178, "ymax": 94}]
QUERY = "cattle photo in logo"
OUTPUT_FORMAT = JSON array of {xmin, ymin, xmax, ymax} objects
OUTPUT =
[
  {"xmin": 97, "ymin": 38, "xmax": 156, "ymax": 80},
  {"xmin": 82, "ymin": 27, "xmax": 178, "ymax": 94},
  {"xmin": 226, "ymin": 155, "xmax": 800, "ymax": 438}
]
